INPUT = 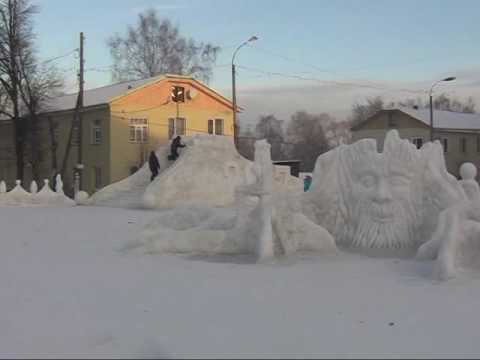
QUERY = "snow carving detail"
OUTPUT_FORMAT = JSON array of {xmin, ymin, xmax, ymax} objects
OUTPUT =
[
  {"xmin": 417, "ymin": 162, "xmax": 480, "ymax": 280},
  {"xmin": 304, "ymin": 130, "xmax": 464, "ymax": 253}
]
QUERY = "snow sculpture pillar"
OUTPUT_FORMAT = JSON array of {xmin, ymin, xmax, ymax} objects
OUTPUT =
[
  {"xmin": 30, "ymin": 181, "xmax": 38, "ymax": 194},
  {"xmin": 253, "ymin": 140, "xmax": 274, "ymax": 261},
  {"xmin": 55, "ymin": 174, "xmax": 64, "ymax": 195},
  {"xmin": 0, "ymin": 181, "xmax": 6, "ymax": 193}
]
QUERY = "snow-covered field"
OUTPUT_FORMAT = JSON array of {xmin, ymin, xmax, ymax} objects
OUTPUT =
[{"xmin": 1, "ymin": 206, "xmax": 480, "ymax": 358}]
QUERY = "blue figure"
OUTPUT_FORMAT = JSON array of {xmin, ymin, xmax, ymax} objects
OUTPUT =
[{"xmin": 303, "ymin": 175, "xmax": 312, "ymax": 192}]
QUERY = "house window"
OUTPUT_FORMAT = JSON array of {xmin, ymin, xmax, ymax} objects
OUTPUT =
[
  {"xmin": 91, "ymin": 121, "xmax": 102, "ymax": 145},
  {"xmin": 460, "ymin": 137, "xmax": 467, "ymax": 153},
  {"xmin": 215, "ymin": 119, "xmax": 224, "ymax": 135},
  {"xmin": 94, "ymin": 166, "xmax": 102, "ymax": 190},
  {"xmin": 387, "ymin": 113, "xmax": 397, "ymax": 128},
  {"xmin": 442, "ymin": 138, "xmax": 448, "ymax": 153},
  {"xmin": 129, "ymin": 118, "xmax": 148, "ymax": 143},
  {"xmin": 168, "ymin": 117, "xmax": 186, "ymax": 139},
  {"xmin": 207, "ymin": 119, "xmax": 224, "ymax": 135},
  {"xmin": 412, "ymin": 137, "xmax": 423, "ymax": 149}
]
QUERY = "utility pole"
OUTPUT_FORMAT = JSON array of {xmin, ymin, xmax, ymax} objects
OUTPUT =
[
  {"xmin": 429, "ymin": 93, "xmax": 434, "ymax": 142},
  {"xmin": 231, "ymin": 36, "xmax": 258, "ymax": 149},
  {"xmin": 231, "ymin": 63, "xmax": 237, "ymax": 146},
  {"xmin": 74, "ymin": 32, "xmax": 85, "ymax": 194},
  {"xmin": 428, "ymin": 76, "xmax": 456, "ymax": 143}
]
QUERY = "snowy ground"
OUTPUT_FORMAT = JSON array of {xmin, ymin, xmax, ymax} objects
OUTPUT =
[{"xmin": 1, "ymin": 206, "xmax": 480, "ymax": 358}]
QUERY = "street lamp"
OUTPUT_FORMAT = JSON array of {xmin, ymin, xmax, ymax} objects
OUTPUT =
[
  {"xmin": 232, "ymin": 35, "xmax": 258, "ymax": 147},
  {"xmin": 429, "ymin": 76, "xmax": 456, "ymax": 141}
]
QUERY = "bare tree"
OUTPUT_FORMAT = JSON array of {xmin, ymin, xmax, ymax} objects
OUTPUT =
[
  {"xmin": 350, "ymin": 96, "xmax": 384, "ymax": 128},
  {"xmin": 255, "ymin": 114, "xmax": 286, "ymax": 160},
  {"xmin": 0, "ymin": 0, "xmax": 38, "ymax": 181},
  {"xmin": 323, "ymin": 119, "xmax": 352, "ymax": 147},
  {"xmin": 107, "ymin": 8, "xmax": 220, "ymax": 83},
  {"xmin": 432, "ymin": 93, "xmax": 475, "ymax": 113},
  {"xmin": 285, "ymin": 111, "xmax": 330, "ymax": 172},
  {"xmin": 18, "ymin": 59, "xmax": 63, "ymax": 182},
  {"xmin": 237, "ymin": 123, "xmax": 255, "ymax": 160}
]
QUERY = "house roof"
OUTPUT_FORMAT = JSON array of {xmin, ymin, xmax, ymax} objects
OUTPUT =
[
  {"xmin": 43, "ymin": 74, "xmax": 235, "ymax": 114},
  {"xmin": 43, "ymin": 75, "xmax": 164, "ymax": 113},
  {"xmin": 397, "ymin": 107, "xmax": 480, "ymax": 130},
  {"xmin": 353, "ymin": 107, "xmax": 480, "ymax": 131}
]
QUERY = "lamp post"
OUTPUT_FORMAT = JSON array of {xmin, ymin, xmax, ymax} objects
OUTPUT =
[
  {"xmin": 232, "ymin": 35, "xmax": 258, "ymax": 148},
  {"xmin": 429, "ymin": 76, "xmax": 456, "ymax": 141}
]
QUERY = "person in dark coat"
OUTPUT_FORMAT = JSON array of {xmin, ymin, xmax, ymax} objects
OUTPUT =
[
  {"xmin": 148, "ymin": 151, "xmax": 161, "ymax": 181},
  {"xmin": 169, "ymin": 135, "xmax": 186, "ymax": 161}
]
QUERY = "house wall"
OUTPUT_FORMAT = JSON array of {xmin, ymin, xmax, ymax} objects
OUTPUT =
[
  {"xmin": 34, "ymin": 106, "xmax": 111, "ymax": 195},
  {"xmin": 0, "ymin": 121, "xmax": 16, "ymax": 188},
  {"xmin": 79, "ymin": 107, "xmax": 111, "ymax": 194},
  {"xmin": 108, "ymin": 78, "xmax": 234, "ymax": 183},
  {"xmin": 352, "ymin": 110, "xmax": 430, "ymax": 151},
  {"xmin": 352, "ymin": 110, "xmax": 480, "ymax": 178}
]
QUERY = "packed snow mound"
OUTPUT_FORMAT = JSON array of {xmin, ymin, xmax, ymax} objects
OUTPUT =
[
  {"xmin": 143, "ymin": 134, "xmax": 302, "ymax": 209},
  {"xmin": 90, "ymin": 134, "xmax": 302, "ymax": 209},
  {"xmin": 0, "ymin": 179, "xmax": 75, "ymax": 207},
  {"xmin": 88, "ymin": 144, "xmax": 172, "ymax": 208}
]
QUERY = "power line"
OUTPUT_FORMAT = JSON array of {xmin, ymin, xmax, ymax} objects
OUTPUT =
[
  {"xmin": 41, "ymin": 49, "xmax": 79, "ymax": 65},
  {"xmin": 236, "ymin": 64, "xmax": 425, "ymax": 95}
]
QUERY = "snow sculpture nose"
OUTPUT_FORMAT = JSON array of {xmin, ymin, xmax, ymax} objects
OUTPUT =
[{"xmin": 373, "ymin": 179, "xmax": 392, "ymax": 204}]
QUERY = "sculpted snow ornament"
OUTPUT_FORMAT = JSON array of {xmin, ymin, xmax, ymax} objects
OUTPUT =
[
  {"xmin": 30, "ymin": 181, "xmax": 38, "ymax": 194},
  {"xmin": 55, "ymin": 174, "xmax": 64, "ymax": 195},
  {"xmin": 417, "ymin": 162, "xmax": 480, "ymax": 280},
  {"xmin": 303, "ymin": 130, "xmax": 464, "ymax": 255}
]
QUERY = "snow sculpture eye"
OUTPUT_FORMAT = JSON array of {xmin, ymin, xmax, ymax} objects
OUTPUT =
[
  {"xmin": 390, "ymin": 176, "xmax": 410, "ymax": 187},
  {"xmin": 360, "ymin": 174, "xmax": 376, "ymax": 188}
]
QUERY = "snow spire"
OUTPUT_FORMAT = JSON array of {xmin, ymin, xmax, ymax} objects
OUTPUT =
[
  {"xmin": 55, "ymin": 174, "xmax": 64, "ymax": 194},
  {"xmin": 30, "ymin": 181, "xmax": 38, "ymax": 194}
]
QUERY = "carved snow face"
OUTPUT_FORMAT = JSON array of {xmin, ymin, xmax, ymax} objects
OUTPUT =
[
  {"xmin": 348, "ymin": 154, "xmax": 416, "ymax": 249},
  {"xmin": 337, "ymin": 132, "xmax": 420, "ymax": 249}
]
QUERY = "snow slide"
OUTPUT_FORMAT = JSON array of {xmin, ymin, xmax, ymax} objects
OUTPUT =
[{"xmin": 90, "ymin": 134, "xmax": 302, "ymax": 209}]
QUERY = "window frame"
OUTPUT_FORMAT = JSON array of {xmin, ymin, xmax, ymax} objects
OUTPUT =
[
  {"xmin": 128, "ymin": 118, "xmax": 149, "ymax": 143},
  {"xmin": 208, "ymin": 119, "xmax": 214, "ymax": 134},
  {"xmin": 460, "ymin": 137, "xmax": 467, "ymax": 153},
  {"xmin": 442, "ymin": 138, "xmax": 448, "ymax": 153},
  {"xmin": 387, "ymin": 112, "xmax": 397, "ymax": 128},
  {"xmin": 215, "ymin": 118, "xmax": 224, "ymax": 135},
  {"xmin": 168, "ymin": 117, "xmax": 187, "ymax": 139},
  {"xmin": 94, "ymin": 166, "xmax": 102, "ymax": 190},
  {"xmin": 91, "ymin": 125, "xmax": 102, "ymax": 145},
  {"xmin": 411, "ymin": 137, "xmax": 423, "ymax": 149}
]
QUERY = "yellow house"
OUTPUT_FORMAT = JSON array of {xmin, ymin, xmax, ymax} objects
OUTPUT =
[{"xmin": 0, "ymin": 74, "xmax": 235, "ymax": 195}]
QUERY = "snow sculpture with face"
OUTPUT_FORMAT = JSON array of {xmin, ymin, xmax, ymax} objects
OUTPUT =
[{"xmin": 303, "ymin": 130, "xmax": 463, "ymax": 253}]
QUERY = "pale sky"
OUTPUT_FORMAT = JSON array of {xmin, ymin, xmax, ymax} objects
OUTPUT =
[{"xmin": 34, "ymin": 0, "xmax": 480, "ymax": 126}]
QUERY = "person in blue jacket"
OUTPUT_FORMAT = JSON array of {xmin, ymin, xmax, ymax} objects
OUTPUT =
[{"xmin": 304, "ymin": 175, "xmax": 312, "ymax": 192}]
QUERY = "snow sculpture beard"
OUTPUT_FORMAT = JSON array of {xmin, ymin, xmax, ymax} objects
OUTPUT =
[
  {"xmin": 338, "ymin": 132, "xmax": 420, "ymax": 250},
  {"xmin": 350, "ymin": 186, "xmax": 416, "ymax": 249}
]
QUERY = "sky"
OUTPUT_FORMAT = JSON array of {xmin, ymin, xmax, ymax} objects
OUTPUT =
[{"xmin": 33, "ymin": 0, "xmax": 480, "ymax": 126}]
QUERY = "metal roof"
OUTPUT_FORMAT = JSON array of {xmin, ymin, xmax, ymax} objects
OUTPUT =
[
  {"xmin": 397, "ymin": 107, "xmax": 480, "ymax": 130},
  {"xmin": 43, "ymin": 75, "xmax": 163, "ymax": 113}
]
